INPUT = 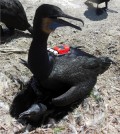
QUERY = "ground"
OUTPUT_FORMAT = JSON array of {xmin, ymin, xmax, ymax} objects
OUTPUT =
[{"xmin": 0, "ymin": 0, "xmax": 120, "ymax": 133}]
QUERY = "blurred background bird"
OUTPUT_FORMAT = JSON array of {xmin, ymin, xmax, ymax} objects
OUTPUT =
[
  {"xmin": 0, "ymin": 0, "xmax": 33, "ymax": 36},
  {"xmin": 86, "ymin": 0, "xmax": 110, "ymax": 15}
]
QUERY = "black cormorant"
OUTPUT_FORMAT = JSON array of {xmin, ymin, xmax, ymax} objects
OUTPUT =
[
  {"xmin": 10, "ymin": 4, "xmax": 112, "ymax": 126},
  {"xmin": 0, "ymin": 0, "xmax": 33, "ymax": 35}
]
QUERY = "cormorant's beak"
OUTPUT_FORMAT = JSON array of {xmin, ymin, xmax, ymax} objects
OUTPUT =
[{"xmin": 50, "ymin": 13, "xmax": 84, "ymax": 30}]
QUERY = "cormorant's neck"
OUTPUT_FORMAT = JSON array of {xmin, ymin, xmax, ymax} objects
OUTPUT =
[
  {"xmin": 32, "ymin": 17, "xmax": 50, "ymax": 44},
  {"xmin": 33, "ymin": 24, "xmax": 49, "ymax": 43},
  {"xmin": 28, "ymin": 27, "xmax": 52, "ymax": 81}
]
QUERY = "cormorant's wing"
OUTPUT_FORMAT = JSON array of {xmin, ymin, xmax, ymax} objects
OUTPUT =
[{"xmin": 52, "ymin": 78, "xmax": 97, "ymax": 106}]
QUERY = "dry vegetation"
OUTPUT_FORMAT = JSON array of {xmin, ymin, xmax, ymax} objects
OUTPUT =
[{"xmin": 0, "ymin": 0, "xmax": 120, "ymax": 133}]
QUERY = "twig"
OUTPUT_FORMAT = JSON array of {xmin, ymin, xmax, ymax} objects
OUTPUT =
[{"xmin": 0, "ymin": 50, "xmax": 27, "ymax": 54}]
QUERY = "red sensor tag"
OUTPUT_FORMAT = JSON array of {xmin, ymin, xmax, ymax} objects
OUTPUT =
[{"xmin": 53, "ymin": 45, "xmax": 70, "ymax": 54}]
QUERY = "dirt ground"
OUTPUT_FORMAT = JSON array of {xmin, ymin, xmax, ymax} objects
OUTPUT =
[{"xmin": 0, "ymin": 0, "xmax": 120, "ymax": 133}]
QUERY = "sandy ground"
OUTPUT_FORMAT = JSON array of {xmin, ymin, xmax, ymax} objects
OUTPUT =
[{"xmin": 0, "ymin": 0, "xmax": 120, "ymax": 133}]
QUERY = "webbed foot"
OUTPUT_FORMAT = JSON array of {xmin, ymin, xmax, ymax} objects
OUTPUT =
[{"xmin": 18, "ymin": 103, "xmax": 47, "ymax": 124}]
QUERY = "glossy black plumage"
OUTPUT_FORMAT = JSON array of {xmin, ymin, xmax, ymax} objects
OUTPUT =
[
  {"xmin": 10, "ymin": 4, "xmax": 112, "ymax": 127},
  {"xmin": 10, "ymin": 50, "xmax": 112, "ymax": 127},
  {"xmin": 0, "ymin": 0, "xmax": 33, "ymax": 35}
]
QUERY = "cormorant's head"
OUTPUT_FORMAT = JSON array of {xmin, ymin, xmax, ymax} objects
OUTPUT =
[{"xmin": 34, "ymin": 4, "xmax": 84, "ymax": 34}]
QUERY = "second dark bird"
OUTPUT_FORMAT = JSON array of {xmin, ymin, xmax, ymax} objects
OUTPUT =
[{"xmin": 0, "ymin": 0, "xmax": 33, "ymax": 35}]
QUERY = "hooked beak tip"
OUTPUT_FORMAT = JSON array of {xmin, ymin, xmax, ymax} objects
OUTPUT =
[{"xmin": 60, "ymin": 13, "xmax": 84, "ymax": 28}]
